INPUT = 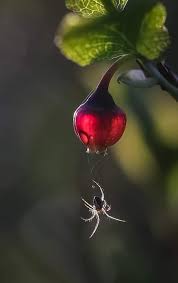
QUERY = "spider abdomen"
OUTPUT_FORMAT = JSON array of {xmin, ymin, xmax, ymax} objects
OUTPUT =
[{"xmin": 93, "ymin": 196, "xmax": 104, "ymax": 211}]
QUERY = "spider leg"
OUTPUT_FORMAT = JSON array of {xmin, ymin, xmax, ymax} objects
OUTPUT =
[
  {"xmin": 81, "ymin": 197, "xmax": 93, "ymax": 209},
  {"xmin": 103, "ymin": 201, "xmax": 111, "ymax": 212},
  {"xmin": 103, "ymin": 210, "xmax": 126, "ymax": 223},
  {"xmin": 81, "ymin": 211, "xmax": 96, "ymax": 222},
  {"xmin": 92, "ymin": 180, "xmax": 105, "ymax": 201},
  {"xmin": 83, "ymin": 203, "xmax": 93, "ymax": 210},
  {"xmin": 106, "ymin": 204, "xmax": 111, "ymax": 211},
  {"xmin": 89, "ymin": 213, "xmax": 100, "ymax": 239}
]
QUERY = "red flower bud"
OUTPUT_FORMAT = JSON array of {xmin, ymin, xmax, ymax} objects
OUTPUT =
[{"xmin": 73, "ymin": 60, "xmax": 127, "ymax": 153}]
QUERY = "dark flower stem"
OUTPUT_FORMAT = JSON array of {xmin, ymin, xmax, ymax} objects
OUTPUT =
[
  {"xmin": 96, "ymin": 55, "xmax": 131, "ymax": 92},
  {"xmin": 142, "ymin": 60, "xmax": 178, "ymax": 102},
  {"xmin": 95, "ymin": 55, "xmax": 178, "ymax": 102}
]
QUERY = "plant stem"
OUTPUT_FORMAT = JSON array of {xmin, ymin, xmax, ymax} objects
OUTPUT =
[
  {"xmin": 96, "ymin": 55, "xmax": 178, "ymax": 102},
  {"xmin": 143, "ymin": 60, "xmax": 178, "ymax": 102},
  {"xmin": 96, "ymin": 55, "xmax": 132, "ymax": 92}
]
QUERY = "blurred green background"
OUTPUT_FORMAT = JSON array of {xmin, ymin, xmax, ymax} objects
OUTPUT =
[{"xmin": 1, "ymin": 0, "xmax": 178, "ymax": 282}]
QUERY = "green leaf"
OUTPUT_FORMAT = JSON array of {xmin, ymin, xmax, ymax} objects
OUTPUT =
[
  {"xmin": 112, "ymin": 0, "xmax": 128, "ymax": 11},
  {"xmin": 55, "ymin": 13, "xmax": 135, "ymax": 66},
  {"xmin": 136, "ymin": 3, "xmax": 170, "ymax": 60},
  {"xmin": 65, "ymin": 0, "xmax": 108, "ymax": 18},
  {"xmin": 65, "ymin": 0, "xmax": 128, "ymax": 18}
]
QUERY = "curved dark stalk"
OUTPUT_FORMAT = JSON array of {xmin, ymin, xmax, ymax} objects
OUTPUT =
[
  {"xmin": 96, "ymin": 55, "xmax": 132, "ymax": 92},
  {"xmin": 143, "ymin": 60, "xmax": 178, "ymax": 102},
  {"xmin": 94, "ymin": 55, "xmax": 178, "ymax": 102}
]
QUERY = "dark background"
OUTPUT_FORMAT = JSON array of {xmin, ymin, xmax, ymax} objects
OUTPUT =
[{"xmin": 0, "ymin": 0, "xmax": 178, "ymax": 282}]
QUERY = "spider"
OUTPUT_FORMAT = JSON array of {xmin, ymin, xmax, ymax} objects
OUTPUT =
[{"xmin": 81, "ymin": 180, "xmax": 126, "ymax": 238}]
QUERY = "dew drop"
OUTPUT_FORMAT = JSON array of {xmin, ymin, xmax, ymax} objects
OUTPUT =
[{"xmin": 86, "ymin": 147, "xmax": 90, "ymax": 154}]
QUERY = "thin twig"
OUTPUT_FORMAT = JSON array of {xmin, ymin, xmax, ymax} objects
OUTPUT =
[{"xmin": 143, "ymin": 60, "xmax": 178, "ymax": 102}]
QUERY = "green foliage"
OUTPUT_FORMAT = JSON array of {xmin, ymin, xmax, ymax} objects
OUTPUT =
[
  {"xmin": 56, "ymin": 2, "xmax": 170, "ymax": 66},
  {"xmin": 56, "ymin": 14, "xmax": 134, "ymax": 66},
  {"xmin": 136, "ymin": 3, "xmax": 170, "ymax": 60},
  {"xmin": 112, "ymin": 0, "xmax": 128, "ymax": 11},
  {"xmin": 65, "ymin": 0, "xmax": 128, "ymax": 18},
  {"xmin": 65, "ymin": 0, "xmax": 108, "ymax": 18}
]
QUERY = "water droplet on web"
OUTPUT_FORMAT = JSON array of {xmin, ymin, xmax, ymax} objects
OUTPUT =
[{"xmin": 86, "ymin": 147, "xmax": 90, "ymax": 154}]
